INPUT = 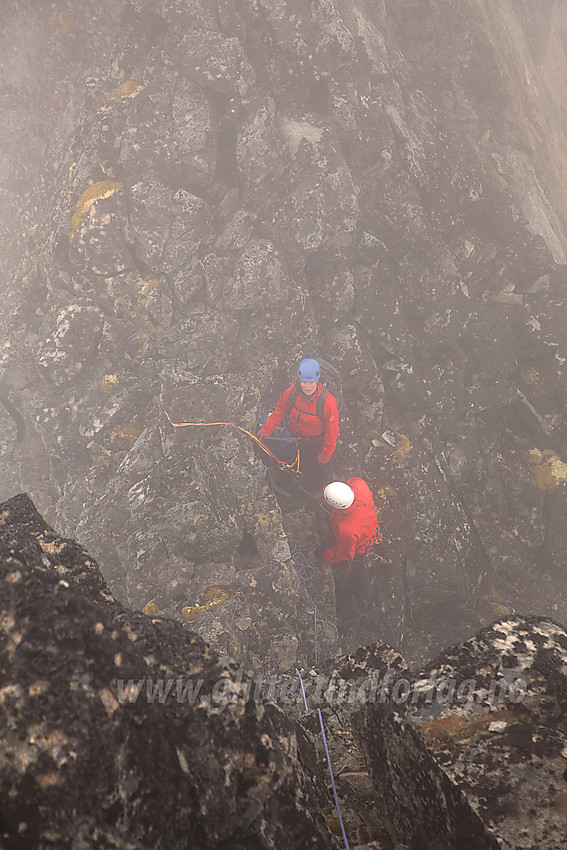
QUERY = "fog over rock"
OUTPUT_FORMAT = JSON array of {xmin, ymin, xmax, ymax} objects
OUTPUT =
[
  {"xmin": 3, "ymin": 4, "xmax": 567, "ymax": 839},
  {"xmin": 2, "ymin": 1, "xmax": 567, "ymax": 678}
]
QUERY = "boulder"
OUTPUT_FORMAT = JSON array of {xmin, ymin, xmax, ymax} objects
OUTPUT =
[{"xmin": 355, "ymin": 615, "xmax": 567, "ymax": 849}]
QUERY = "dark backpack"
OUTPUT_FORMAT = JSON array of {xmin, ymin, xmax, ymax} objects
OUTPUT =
[
  {"xmin": 288, "ymin": 357, "xmax": 342, "ymax": 423},
  {"xmin": 318, "ymin": 357, "xmax": 342, "ymax": 412}
]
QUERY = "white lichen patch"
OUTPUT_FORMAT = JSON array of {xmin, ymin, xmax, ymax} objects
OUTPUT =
[
  {"xmin": 99, "ymin": 688, "xmax": 119, "ymax": 717},
  {"xmin": 176, "ymin": 747, "xmax": 190, "ymax": 775},
  {"xmin": 530, "ymin": 622, "xmax": 567, "ymax": 652},
  {"xmin": 27, "ymin": 726, "xmax": 70, "ymax": 767},
  {"xmin": 38, "ymin": 536, "xmax": 66, "ymax": 556},
  {"xmin": 488, "ymin": 721, "xmax": 508, "ymax": 733},
  {"xmin": 28, "ymin": 681, "xmax": 49, "ymax": 697},
  {"xmin": 279, "ymin": 117, "xmax": 323, "ymax": 155}
]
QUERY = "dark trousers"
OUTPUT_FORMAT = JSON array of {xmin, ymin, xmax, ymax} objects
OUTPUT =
[
  {"xmin": 296, "ymin": 440, "xmax": 334, "ymax": 494},
  {"xmin": 350, "ymin": 553, "xmax": 372, "ymax": 599},
  {"xmin": 332, "ymin": 552, "xmax": 371, "ymax": 607}
]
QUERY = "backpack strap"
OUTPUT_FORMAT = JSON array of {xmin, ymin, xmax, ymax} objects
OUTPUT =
[
  {"xmin": 315, "ymin": 387, "xmax": 329, "ymax": 421},
  {"xmin": 288, "ymin": 386, "xmax": 298, "ymax": 415},
  {"xmin": 288, "ymin": 386, "xmax": 328, "ymax": 424}
]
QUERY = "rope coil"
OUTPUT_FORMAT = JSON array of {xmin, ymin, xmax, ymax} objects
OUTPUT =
[{"xmin": 164, "ymin": 410, "xmax": 300, "ymax": 471}]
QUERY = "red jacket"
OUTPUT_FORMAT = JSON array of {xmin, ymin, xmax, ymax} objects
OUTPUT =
[
  {"xmin": 259, "ymin": 383, "xmax": 339, "ymax": 462},
  {"xmin": 323, "ymin": 477, "xmax": 378, "ymax": 564}
]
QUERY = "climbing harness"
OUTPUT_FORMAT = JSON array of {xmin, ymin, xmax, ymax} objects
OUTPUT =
[
  {"xmin": 164, "ymin": 410, "xmax": 300, "ymax": 472},
  {"xmin": 296, "ymin": 668, "xmax": 351, "ymax": 850}
]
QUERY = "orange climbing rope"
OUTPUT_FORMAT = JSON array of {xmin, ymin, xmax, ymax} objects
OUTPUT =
[{"xmin": 164, "ymin": 410, "xmax": 301, "ymax": 472}]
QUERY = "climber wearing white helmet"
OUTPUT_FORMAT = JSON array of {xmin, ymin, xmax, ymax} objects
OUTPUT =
[
  {"xmin": 321, "ymin": 477, "xmax": 381, "ymax": 606},
  {"xmin": 322, "ymin": 481, "xmax": 355, "ymax": 510}
]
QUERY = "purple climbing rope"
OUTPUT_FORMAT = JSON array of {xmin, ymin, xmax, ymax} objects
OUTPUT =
[{"xmin": 295, "ymin": 668, "xmax": 351, "ymax": 850}]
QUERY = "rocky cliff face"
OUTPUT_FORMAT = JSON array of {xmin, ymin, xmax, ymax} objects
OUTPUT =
[
  {"xmin": 2, "ymin": 0, "xmax": 567, "ymax": 672},
  {"xmin": 2, "ymin": 493, "xmax": 567, "ymax": 849},
  {"xmin": 0, "ymin": 493, "xmax": 335, "ymax": 849}
]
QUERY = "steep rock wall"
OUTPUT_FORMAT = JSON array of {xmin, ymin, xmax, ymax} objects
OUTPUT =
[{"xmin": 2, "ymin": 1, "xmax": 567, "ymax": 668}]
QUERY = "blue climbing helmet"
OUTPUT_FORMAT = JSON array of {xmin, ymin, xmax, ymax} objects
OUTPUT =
[{"xmin": 297, "ymin": 358, "xmax": 321, "ymax": 382}]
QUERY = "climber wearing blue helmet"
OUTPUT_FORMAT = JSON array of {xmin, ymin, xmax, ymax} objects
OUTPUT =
[
  {"xmin": 257, "ymin": 357, "xmax": 340, "ymax": 494},
  {"xmin": 297, "ymin": 358, "xmax": 321, "ymax": 382}
]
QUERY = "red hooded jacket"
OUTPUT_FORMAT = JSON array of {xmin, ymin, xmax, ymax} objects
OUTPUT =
[
  {"xmin": 258, "ymin": 382, "xmax": 339, "ymax": 462},
  {"xmin": 323, "ymin": 477, "xmax": 378, "ymax": 564}
]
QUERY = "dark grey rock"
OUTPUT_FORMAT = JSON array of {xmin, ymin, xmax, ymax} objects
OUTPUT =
[
  {"xmin": 355, "ymin": 615, "xmax": 567, "ymax": 849},
  {"xmin": 0, "ymin": 492, "xmax": 337, "ymax": 850}
]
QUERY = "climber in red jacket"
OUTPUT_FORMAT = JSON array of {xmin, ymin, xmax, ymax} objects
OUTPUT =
[
  {"xmin": 322, "ymin": 477, "xmax": 380, "ymax": 604},
  {"xmin": 257, "ymin": 358, "xmax": 339, "ymax": 493}
]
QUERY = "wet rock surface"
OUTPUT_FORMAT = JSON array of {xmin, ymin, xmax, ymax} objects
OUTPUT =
[{"xmin": 2, "ymin": 0, "xmax": 567, "ymax": 673}]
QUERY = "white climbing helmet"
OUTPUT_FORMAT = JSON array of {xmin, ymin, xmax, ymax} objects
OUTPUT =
[{"xmin": 323, "ymin": 481, "xmax": 354, "ymax": 510}]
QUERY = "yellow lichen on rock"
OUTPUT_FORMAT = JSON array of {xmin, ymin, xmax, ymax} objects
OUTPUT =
[
  {"xmin": 99, "ymin": 688, "xmax": 119, "ymax": 718},
  {"xmin": 110, "ymin": 424, "xmax": 143, "ymax": 446},
  {"xmin": 138, "ymin": 277, "xmax": 160, "ymax": 306},
  {"xmin": 375, "ymin": 483, "xmax": 398, "ymax": 503},
  {"xmin": 105, "ymin": 80, "xmax": 145, "ymax": 101},
  {"xmin": 322, "ymin": 807, "xmax": 342, "ymax": 837},
  {"xmin": 392, "ymin": 433, "xmax": 412, "ymax": 465},
  {"xmin": 69, "ymin": 180, "xmax": 123, "ymax": 243},
  {"xmin": 182, "ymin": 587, "xmax": 229, "ymax": 623},
  {"xmin": 529, "ymin": 448, "xmax": 567, "ymax": 493},
  {"xmin": 422, "ymin": 708, "xmax": 513, "ymax": 747},
  {"xmin": 38, "ymin": 536, "xmax": 66, "ymax": 556},
  {"xmin": 101, "ymin": 374, "xmax": 119, "ymax": 392},
  {"xmin": 113, "ymin": 294, "xmax": 133, "ymax": 314},
  {"xmin": 138, "ymin": 277, "xmax": 160, "ymax": 296},
  {"xmin": 59, "ymin": 10, "xmax": 76, "ymax": 34}
]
